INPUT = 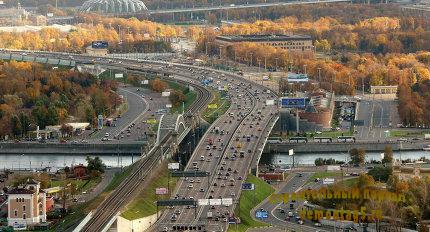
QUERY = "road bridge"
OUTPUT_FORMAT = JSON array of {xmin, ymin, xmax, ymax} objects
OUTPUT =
[
  {"xmin": 1, "ymin": 49, "xmax": 284, "ymax": 231},
  {"xmin": 102, "ymin": 0, "xmax": 349, "ymax": 16}
]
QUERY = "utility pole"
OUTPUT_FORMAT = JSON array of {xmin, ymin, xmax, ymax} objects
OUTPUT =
[
  {"xmin": 264, "ymin": 56, "xmax": 267, "ymax": 71},
  {"xmin": 275, "ymin": 58, "xmax": 278, "ymax": 71}
]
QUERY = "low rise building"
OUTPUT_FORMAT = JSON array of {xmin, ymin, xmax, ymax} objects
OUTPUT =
[
  {"xmin": 7, "ymin": 179, "xmax": 47, "ymax": 230},
  {"xmin": 86, "ymin": 45, "xmax": 108, "ymax": 56},
  {"xmin": 73, "ymin": 164, "xmax": 87, "ymax": 179}
]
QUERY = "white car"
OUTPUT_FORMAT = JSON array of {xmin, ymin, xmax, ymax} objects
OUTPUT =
[{"xmin": 188, "ymin": 184, "xmax": 193, "ymax": 188}]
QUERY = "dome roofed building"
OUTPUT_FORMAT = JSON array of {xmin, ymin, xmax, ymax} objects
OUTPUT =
[{"xmin": 80, "ymin": 0, "xmax": 148, "ymax": 14}]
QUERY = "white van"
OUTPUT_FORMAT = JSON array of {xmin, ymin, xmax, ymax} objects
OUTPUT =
[{"xmin": 200, "ymin": 156, "xmax": 205, "ymax": 161}]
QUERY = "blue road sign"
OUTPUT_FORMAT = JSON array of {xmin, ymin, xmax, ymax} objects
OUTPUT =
[
  {"xmin": 92, "ymin": 41, "xmax": 109, "ymax": 49},
  {"xmin": 256, "ymin": 211, "xmax": 269, "ymax": 219},
  {"xmin": 241, "ymin": 183, "xmax": 255, "ymax": 190},
  {"xmin": 280, "ymin": 98, "xmax": 306, "ymax": 108}
]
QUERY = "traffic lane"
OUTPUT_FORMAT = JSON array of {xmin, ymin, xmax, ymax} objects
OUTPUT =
[
  {"xmin": 175, "ymin": 113, "xmax": 245, "ymax": 222},
  {"xmin": 259, "ymin": 173, "xmax": 323, "ymax": 232},
  {"xmin": 197, "ymin": 103, "xmax": 275, "ymax": 223},
  {"xmin": 98, "ymin": 88, "xmax": 168, "ymax": 143},
  {"xmin": 162, "ymin": 90, "xmax": 247, "ymax": 222},
  {"xmin": 191, "ymin": 102, "xmax": 262, "ymax": 220},
  {"xmin": 91, "ymin": 87, "xmax": 147, "ymax": 140},
  {"xmin": 158, "ymin": 72, "xmax": 272, "ymax": 225}
]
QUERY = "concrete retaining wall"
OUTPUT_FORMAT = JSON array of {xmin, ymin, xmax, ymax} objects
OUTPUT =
[
  {"xmin": 0, "ymin": 143, "xmax": 146, "ymax": 155},
  {"xmin": 116, "ymin": 213, "xmax": 158, "ymax": 232},
  {"xmin": 264, "ymin": 141, "xmax": 423, "ymax": 154}
]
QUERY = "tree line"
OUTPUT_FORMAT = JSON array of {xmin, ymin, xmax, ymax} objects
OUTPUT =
[
  {"xmin": 0, "ymin": 61, "xmax": 120, "ymax": 139},
  {"xmin": 0, "ymin": 15, "xmax": 180, "ymax": 53}
]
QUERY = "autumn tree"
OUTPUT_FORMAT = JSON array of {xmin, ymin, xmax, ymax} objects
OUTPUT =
[
  {"xmin": 350, "ymin": 148, "xmax": 366, "ymax": 166},
  {"xmin": 382, "ymin": 146, "xmax": 394, "ymax": 164},
  {"xmin": 150, "ymin": 78, "xmax": 168, "ymax": 92}
]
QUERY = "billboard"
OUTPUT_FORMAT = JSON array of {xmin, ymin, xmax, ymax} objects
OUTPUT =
[
  {"xmin": 241, "ymin": 183, "xmax": 255, "ymax": 190},
  {"xmin": 287, "ymin": 72, "xmax": 308, "ymax": 82},
  {"xmin": 162, "ymin": 91, "xmax": 171, "ymax": 97},
  {"xmin": 155, "ymin": 187, "xmax": 168, "ymax": 195},
  {"xmin": 91, "ymin": 41, "xmax": 108, "ymax": 49},
  {"xmin": 114, "ymin": 73, "xmax": 123, "ymax": 78},
  {"xmin": 141, "ymin": 80, "xmax": 149, "ymax": 85},
  {"xmin": 280, "ymin": 98, "xmax": 306, "ymax": 108},
  {"xmin": 166, "ymin": 104, "xmax": 172, "ymax": 108},
  {"xmin": 288, "ymin": 149, "xmax": 294, "ymax": 156},
  {"xmin": 168, "ymin": 162, "xmax": 179, "ymax": 170}
]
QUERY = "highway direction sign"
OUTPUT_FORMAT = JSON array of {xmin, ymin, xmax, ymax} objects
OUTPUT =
[
  {"xmin": 280, "ymin": 97, "xmax": 306, "ymax": 108},
  {"xmin": 287, "ymin": 72, "xmax": 308, "ymax": 82},
  {"xmin": 171, "ymin": 171, "xmax": 209, "ymax": 177},
  {"xmin": 168, "ymin": 163, "xmax": 180, "ymax": 170},
  {"xmin": 241, "ymin": 183, "xmax": 255, "ymax": 190},
  {"xmin": 114, "ymin": 73, "xmax": 123, "ymax": 78},
  {"xmin": 256, "ymin": 211, "xmax": 269, "ymax": 219},
  {"xmin": 221, "ymin": 198, "xmax": 233, "ymax": 206},
  {"xmin": 157, "ymin": 199, "xmax": 196, "ymax": 206},
  {"xmin": 198, "ymin": 199, "xmax": 209, "ymax": 206},
  {"xmin": 197, "ymin": 198, "xmax": 233, "ymax": 206},
  {"xmin": 210, "ymin": 199, "xmax": 222, "ymax": 205}
]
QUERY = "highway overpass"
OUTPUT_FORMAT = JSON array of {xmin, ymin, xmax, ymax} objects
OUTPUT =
[{"xmin": 1, "ymin": 49, "xmax": 281, "ymax": 232}]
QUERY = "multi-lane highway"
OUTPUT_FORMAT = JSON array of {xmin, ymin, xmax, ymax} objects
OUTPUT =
[
  {"xmin": 147, "ymin": 0, "xmax": 349, "ymax": 14},
  {"xmin": 153, "ymin": 66, "xmax": 279, "ymax": 231}
]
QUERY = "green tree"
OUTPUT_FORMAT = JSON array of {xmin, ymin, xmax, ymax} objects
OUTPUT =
[
  {"xmin": 315, "ymin": 158, "xmax": 324, "ymax": 166},
  {"xmin": 368, "ymin": 166, "xmax": 392, "ymax": 182},
  {"xmin": 86, "ymin": 156, "xmax": 106, "ymax": 174},
  {"xmin": 11, "ymin": 115, "xmax": 22, "ymax": 137},
  {"xmin": 382, "ymin": 146, "xmax": 393, "ymax": 164},
  {"xmin": 169, "ymin": 90, "xmax": 186, "ymax": 107}
]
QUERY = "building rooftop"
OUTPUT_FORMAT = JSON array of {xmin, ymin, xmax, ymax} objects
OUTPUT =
[
  {"xmin": 7, "ymin": 188, "xmax": 34, "ymax": 195},
  {"xmin": 215, "ymin": 34, "xmax": 312, "ymax": 42}
]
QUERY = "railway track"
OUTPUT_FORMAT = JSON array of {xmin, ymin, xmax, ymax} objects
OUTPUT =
[{"xmin": 79, "ymin": 67, "xmax": 212, "ymax": 232}]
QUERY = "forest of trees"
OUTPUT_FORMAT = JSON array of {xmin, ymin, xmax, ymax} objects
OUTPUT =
[
  {"xmin": 190, "ymin": 11, "xmax": 430, "ymax": 123},
  {"xmin": 0, "ymin": 15, "xmax": 179, "ymax": 53},
  {"xmin": 191, "ymin": 15, "xmax": 430, "ymax": 54},
  {"xmin": 0, "ymin": 61, "xmax": 120, "ymax": 139}
]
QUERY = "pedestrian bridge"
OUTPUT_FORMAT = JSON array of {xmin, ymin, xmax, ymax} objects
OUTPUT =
[{"xmin": 156, "ymin": 113, "xmax": 190, "ymax": 145}]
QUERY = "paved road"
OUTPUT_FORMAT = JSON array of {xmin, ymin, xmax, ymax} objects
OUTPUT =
[
  {"xmin": 355, "ymin": 94, "xmax": 400, "ymax": 141},
  {"xmin": 88, "ymin": 86, "xmax": 168, "ymax": 144},
  {"xmin": 147, "ymin": 0, "xmax": 348, "ymax": 14},
  {"xmin": 153, "ymin": 65, "xmax": 278, "ymax": 231}
]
